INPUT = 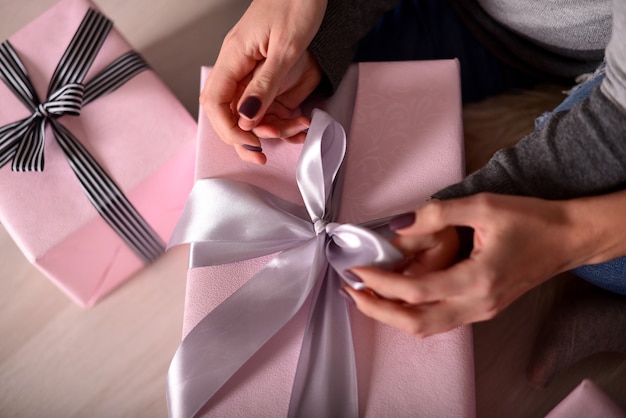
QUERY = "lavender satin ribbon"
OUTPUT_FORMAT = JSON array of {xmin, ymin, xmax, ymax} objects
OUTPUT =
[
  {"xmin": 167, "ymin": 109, "xmax": 403, "ymax": 417},
  {"xmin": 0, "ymin": 8, "xmax": 165, "ymax": 262}
]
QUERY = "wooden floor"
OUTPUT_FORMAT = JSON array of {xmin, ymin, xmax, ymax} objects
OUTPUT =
[{"xmin": 1, "ymin": 1, "xmax": 625, "ymax": 417}]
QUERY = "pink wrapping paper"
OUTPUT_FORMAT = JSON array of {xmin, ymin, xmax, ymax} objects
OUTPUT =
[
  {"xmin": 0, "ymin": 0, "xmax": 197, "ymax": 307},
  {"xmin": 546, "ymin": 379, "xmax": 626, "ymax": 418},
  {"xmin": 184, "ymin": 61, "xmax": 475, "ymax": 416}
]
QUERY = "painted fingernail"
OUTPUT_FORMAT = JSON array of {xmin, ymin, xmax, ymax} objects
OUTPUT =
[
  {"xmin": 389, "ymin": 212, "xmax": 416, "ymax": 231},
  {"xmin": 242, "ymin": 144, "xmax": 263, "ymax": 153},
  {"xmin": 338, "ymin": 288, "xmax": 355, "ymax": 306},
  {"xmin": 238, "ymin": 96, "xmax": 261, "ymax": 119},
  {"xmin": 342, "ymin": 270, "xmax": 366, "ymax": 290}
]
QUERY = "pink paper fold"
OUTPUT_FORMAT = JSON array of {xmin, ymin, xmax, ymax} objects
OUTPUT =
[
  {"xmin": 184, "ymin": 61, "xmax": 474, "ymax": 416},
  {"xmin": 0, "ymin": 0, "xmax": 197, "ymax": 307},
  {"xmin": 546, "ymin": 379, "xmax": 626, "ymax": 418}
]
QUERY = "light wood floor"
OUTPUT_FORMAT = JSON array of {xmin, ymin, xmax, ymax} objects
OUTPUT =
[{"xmin": 1, "ymin": 1, "xmax": 625, "ymax": 417}]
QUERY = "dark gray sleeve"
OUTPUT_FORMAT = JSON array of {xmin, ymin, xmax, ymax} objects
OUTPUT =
[
  {"xmin": 434, "ymin": 86, "xmax": 626, "ymax": 201},
  {"xmin": 435, "ymin": 0, "xmax": 626, "ymax": 201},
  {"xmin": 308, "ymin": 0, "xmax": 400, "ymax": 94}
]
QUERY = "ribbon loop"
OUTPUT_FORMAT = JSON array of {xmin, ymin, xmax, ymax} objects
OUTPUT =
[
  {"xmin": 167, "ymin": 110, "xmax": 404, "ymax": 418},
  {"xmin": 36, "ymin": 83, "xmax": 85, "ymax": 118}
]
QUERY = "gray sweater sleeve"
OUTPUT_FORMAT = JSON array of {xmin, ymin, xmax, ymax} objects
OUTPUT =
[
  {"xmin": 308, "ymin": 0, "xmax": 400, "ymax": 93},
  {"xmin": 434, "ymin": 0, "xmax": 626, "ymax": 201}
]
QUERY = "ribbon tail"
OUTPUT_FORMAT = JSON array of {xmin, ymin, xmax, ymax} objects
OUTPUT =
[
  {"xmin": 50, "ymin": 120, "xmax": 165, "ymax": 263},
  {"xmin": 12, "ymin": 117, "xmax": 45, "ymax": 171},
  {"xmin": 0, "ymin": 42, "xmax": 39, "ymax": 112},
  {"xmin": 0, "ymin": 118, "xmax": 31, "ymax": 168},
  {"xmin": 167, "ymin": 236, "xmax": 327, "ymax": 418},
  {"xmin": 47, "ymin": 8, "xmax": 112, "ymax": 93},
  {"xmin": 288, "ymin": 268, "xmax": 359, "ymax": 418}
]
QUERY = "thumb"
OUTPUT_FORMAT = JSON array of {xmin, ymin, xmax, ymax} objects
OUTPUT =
[{"xmin": 236, "ymin": 51, "xmax": 296, "ymax": 130}]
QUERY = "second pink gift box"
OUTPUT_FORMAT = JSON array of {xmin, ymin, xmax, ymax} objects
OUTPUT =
[{"xmin": 0, "ymin": 0, "xmax": 197, "ymax": 307}]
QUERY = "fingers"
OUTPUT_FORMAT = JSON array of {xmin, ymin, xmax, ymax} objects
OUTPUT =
[
  {"xmin": 200, "ymin": 54, "xmax": 267, "ymax": 163},
  {"xmin": 392, "ymin": 196, "xmax": 490, "ymax": 237},
  {"xmin": 252, "ymin": 114, "xmax": 310, "ymax": 140},
  {"xmin": 236, "ymin": 49, "xmax": 300, "ymax": 131},
  {"xmin": 392, "ymin": 226, "xmax": 459, "ymax": 271},
  {"xmin": 350, "ymin": 263, "xmax": 472, "ymax": 304},
  {"xmin": 343, "ymin": 287, "xmax": 467, "ymax": 337}
]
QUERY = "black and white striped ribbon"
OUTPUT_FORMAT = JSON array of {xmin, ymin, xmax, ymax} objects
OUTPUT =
[{"xmin": 0, "ymin": 8, "xmax": 165, "ymax": 263}]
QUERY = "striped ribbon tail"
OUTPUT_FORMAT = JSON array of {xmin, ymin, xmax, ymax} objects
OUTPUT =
[
  {"xmin": 51, "ymin": 120, "xmax": 165, "ymax": 263},
  {"xmin": 0, "ymin": 119, "xmax": 30, "ymax": 167},
  {"xmin": 12, "ymin": 118, "xmax": 45, "ymax": 171},
  {"xmin": 0, "ymin": 7, "xmax": 165, "ymax": 263},
  {"xmin": 47, "ymin": 8, "xmax": 112, "ymax": 94},
  {"xmin": 0, "ymin": 42, "xmax": 38, "ymax": 112}
]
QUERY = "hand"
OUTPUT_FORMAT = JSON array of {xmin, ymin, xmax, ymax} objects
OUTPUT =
[
  {"xmin": 200, "ymin": 0, "xmax": 327, "ymax": 164},
  {"xmin": 344, "ymin": 193, "xmax": 589, "ymax": 337}
]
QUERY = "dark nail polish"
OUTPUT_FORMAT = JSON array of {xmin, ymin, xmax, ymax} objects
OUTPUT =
[
  {"xmin": 238, "ymin": 96, "xmax": 261, "ymax": 119},
  {"xmin": 343, "ymin": 269, "xmax": 363, "ymax": 284},
  {"xmin": 242, "ymin": 144, "xmax": 263, "ymax": 153},
  {"xmin": 389, "ymin": 212, "xmax": 416, "ymax": 231},
  {"xmin": 338, "ymin": 288, "xmax": 355, "ymax": 306}
]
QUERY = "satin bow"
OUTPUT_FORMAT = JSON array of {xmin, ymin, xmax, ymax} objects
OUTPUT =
[{"xmin": 167, "ymin": 109, "xmax": 404, "ymax": 417}]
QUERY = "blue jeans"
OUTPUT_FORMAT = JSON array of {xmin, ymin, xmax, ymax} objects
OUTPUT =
[{"xmin": 357, "ymin": 2, "xmax": 626, "ymax": 295}]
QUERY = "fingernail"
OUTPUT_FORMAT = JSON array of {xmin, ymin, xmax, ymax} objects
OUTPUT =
[
  {"xmin": 389, "ymin": 212, "xmax": 416, "ymax": 231},
  {"xmin": 342, "ymin": 270, "xmax": 365, "ymax": 290},
  {"xmin": 338, "ymin": 287, "xmax": 355, "ymax": 306},
  {"xmin": 238, "ymin": 96, "xmax": 261, "ymax": 119},
  {"xmin": 242, "ymin": 144, "xmax": 263, "ymax": 153}
]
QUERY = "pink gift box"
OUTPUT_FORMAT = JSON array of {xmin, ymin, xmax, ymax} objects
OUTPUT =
[
  {"xmin": 0, "ymin": 0, "xmax": 197, "ymax": 307},
  {"xmin": 546, "ymin": 379, "xmax": 626, "ymax": 418},
  {"xmin": 179, "ymin": 60, "xmax": 474, "ymax": 416}
]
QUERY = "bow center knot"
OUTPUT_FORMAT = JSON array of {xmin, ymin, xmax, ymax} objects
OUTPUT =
[
  {"xmin": 313, "ymin": 219, "xmax": 329, "ymax": 235},
  {"xmin": 36, "ymin": 103, "xmax": 51, "ymax": 119},
  {"xmin": 35, "ymin": 82, "xmax": 85, "ymax": 119}
]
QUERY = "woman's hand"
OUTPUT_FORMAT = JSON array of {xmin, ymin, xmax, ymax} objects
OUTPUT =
[
  {"xmin": 344, "ymin": 193, "xmax": 598, "ymax": 337},
  {"xmin": 200, "ymin": 0, "xmax": 327, "ymax": 164}
]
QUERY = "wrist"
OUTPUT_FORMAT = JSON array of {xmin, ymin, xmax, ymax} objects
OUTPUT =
[{"xmin": 562, "ymin": 192, "xmax": 626, "ymax": 267}]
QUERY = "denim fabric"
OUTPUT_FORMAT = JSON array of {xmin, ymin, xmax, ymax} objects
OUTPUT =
[
  {"xmin": 535, "ymin": 62, "xmax": 607, "ymax": 127},
  {"xmin": 537, "ymin": 65, "xmax": 626, "ymax": 295},
  {"xmin": 354, "ymin": 0, "xmax": 543, "ymax": 102}
]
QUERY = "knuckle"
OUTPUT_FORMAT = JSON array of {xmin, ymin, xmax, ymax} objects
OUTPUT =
[
  {"xmin": 405, "ymin": 321, "xmax": 428, "ymax": 338},
  {"xmin": 423, "ymin": 200, "xmax": 445, "ymax": 223},
  {"xmin": 404, "ymin": 288, "xmax": 426, "ymax": 305},
  {"xmin": 480, "ymin": 298, "xmax": 501, "ymax": 321},
  {"xmin": 475, "ymin": 269, "xmax": 497, "ymax": 297},
  {"xmin": 280, "ymin": 43, "xmax": 300, "ymax": 62},
  {"xmin": 253, "ymin": 70, "xmax": 276, "ymax": 93},
  {"xmin": 222, "ymin": 27, "xmax": 240, "ymax": 45},
  {"xmin": 472, "ymin": 193, "xmax": 500, "ymax": 215}
]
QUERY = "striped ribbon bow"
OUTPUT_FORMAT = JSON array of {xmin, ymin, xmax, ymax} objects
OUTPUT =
[{"xmin": 0, "ymin": 8, "xmax": 165, "ymax": 263}]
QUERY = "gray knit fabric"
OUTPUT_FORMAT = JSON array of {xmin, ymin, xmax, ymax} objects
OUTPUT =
[
  {"xmin": 477, "ymin": 0, "xmax": 612, "ymax": 53},
  {"xmin": 435, "ymin": 0, "xmax": 626, "ymax": 201},
  {"xmin": 602, "ymin": 0, "xmax": 626, "ymax": 111}
]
